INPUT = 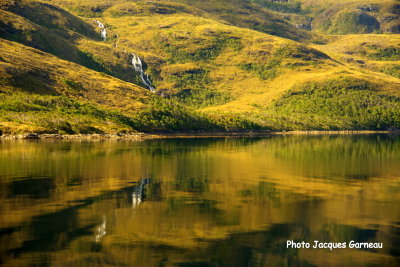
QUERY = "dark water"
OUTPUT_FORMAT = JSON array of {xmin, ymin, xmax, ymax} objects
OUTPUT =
[{"xmin": 0, "ymin": 135, "xmax": 399, "ymax": 266}]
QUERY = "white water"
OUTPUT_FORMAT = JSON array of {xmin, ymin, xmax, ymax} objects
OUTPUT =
[
  {"xmin": 131, "ymin": 53, "xmax": 155, "ymax": 92},
  {"xmin": 93, "ymin": 21, "xmax": 154, "ymax": 91},
  {"xmin": 95, "ymin": 20, "xmax": 107, "ymax": 41},
  {"xmin": 94, "ymin": 215, "xmax": 106, "ymax": 242}
]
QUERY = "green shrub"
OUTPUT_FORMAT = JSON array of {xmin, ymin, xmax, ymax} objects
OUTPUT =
[
  {"xmin": 77, "ymin": 50, "xmax": 113, "ymax": 75},
  {"xmin": 72, "ymin": 124, "xmax": 104, "ymax": 134},
  {"xmin": 60, "ymin": 79, "xmax": 85, "ymax": 91},
  {"xmin": 381, "ymin": 64, "xmax": 400, "ymax": 78},
  {"xmin": 239, "ymin": 44, "xmax": 327, "ymax": 80},
  {"xmin": 164, "ymin": 68, "xmax": 232, "ymax": 108},
  {"xmin": 0, "ymin": 92, "xmax": 266, "ymax": 133},
  {"xmin": 239, "ymin": 62, "xmax": 280, "ymax": 80},
  {"xmin": 131, "ymin": 97, "xmax": 218, "ymax": 132},
  {"xmin": 157, "ymin": 34, "xmax": 243, "ymax": 63},
  {"xmin": 367, "ymin": 47, "xmax": 400, "ymax": 61},
  {"xmin": 173, "ymin": 87, "xmax": 232, "ymax": 108},
  {"xmin": 208, "ymin": 113, "xmax": 264, "ymax": 131},
  {"xmin": 329, "ymin": 11, "xmax": 380, "ymax": 34},
  {"xmin": 250, "ymin": 0, "xmax": 302, "ymax": 14},
  {"xmin": 42, "ymin": 119, "xmax": 74, "ymax": 134},
  {"xmin": 268, "ymin": 77, "xmax": 400, "ymax": 130},
  {"xmin": 0, "ymin": 92, "xmax": 137, "ymax": 133}
]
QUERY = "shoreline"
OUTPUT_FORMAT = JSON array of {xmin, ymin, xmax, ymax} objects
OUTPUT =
[{"xmin": 0, "ymin": 130, "xmax": 399, "ymax": 140}]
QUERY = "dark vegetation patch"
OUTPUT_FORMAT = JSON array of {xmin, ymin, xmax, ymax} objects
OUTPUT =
[
  {"xmin": 153, "ymin": 34, "xmax": 242, "ymax": 107},
  {"xmin": 2, "ymin": 1, "xmax": 97, "ymax": 37},
  {"xmin": 161, "ymin": 66, "xmax": 232, "ymax": 108},
  {"xmin": 363, "ymin": 45, "xmax": 400, "ymax": 61},
  {"xmin": 381, "ymin": 64, "xmax": 400, "ymax": 79},
  {"xmin": 250, "ymin": 0, "xmax": 302, "ymax": 14},
  {"xmin": 239, "ymin": 44, "xmax": 329, "ymax": 80},
  {"xmin": 131, "ymin": 97, "xmax": 218, "ymax": 132},
  {"xmin": 328, "ymin": 10, "xmax": 380, "ymax": 34},
  {"xmin": 66, "ymin": 5, "xmax": 111, "ymax": 18},
  {"xmin": 107, "ymin": 2, "xmax": 194, "ymax": 17},
  {"xmin": 0, "ymin": 92, "xmax": 258, "ymax": 133},
  {"xmin": 172, "ymin": 88, "xmax": 232, "ymax": 108},
  {"xmin": 156, "ymin": 34, "xmax": 243, "ymax": 63},
  {"xmin": 266, "ymin": 77, "xmax": 400, "ymax": 130},
  {"xmin": 77, "ymin": 50, "xmax": 113, "ymax": 75}
]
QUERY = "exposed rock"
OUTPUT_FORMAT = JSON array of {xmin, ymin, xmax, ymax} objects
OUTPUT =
[
  {"xmin": 382, "ymin": 16, "xmax": 397, "ymax": 23},
  {"xmin": 21, "ymin": 133, "xmax": 39, "ymax": 139},
  {"xmin": 358, "ymin": 4, "xmax": 379, "ymax": 13},
  {"xmin": 295, "ymin": 23, "xmax": 311, "ymax": 30}
]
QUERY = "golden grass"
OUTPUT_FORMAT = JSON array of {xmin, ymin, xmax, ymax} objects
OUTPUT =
[
  {"xmin": 0, "ymin": 38, "xmax": 150, "ymax": 112},
  {"xmin": 1, "ymin": 0, "xmax": 399, "ymax": 132}
]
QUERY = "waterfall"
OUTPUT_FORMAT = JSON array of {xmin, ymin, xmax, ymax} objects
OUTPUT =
[
  {"xmin": 131, "ymin": 53, "xmax": 155, "ymax": 92},
  {"xmin": 92, "ymin": 22, "xmax": 154, "ymax": 91},
  {"xmin": 95, "ymin": 20, "xmax": 107, "ymax": 41}
]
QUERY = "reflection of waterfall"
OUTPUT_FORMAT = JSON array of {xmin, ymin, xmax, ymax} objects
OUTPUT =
[
  {"xmin": 132, "ymin": 178, "xmax": 151, "ymax": 208},
  {"xmin": 95, "ymin": 20, "xmax": 107, "ymax": 41},
  {"xmin": 95, "ymin": 215, "xmax": 106, "ymax": 242},
  {"xmin": 131, "ymin": 53, "xmax": 155, "ymax": 92},
  {"xmin": 93, "ymin": 179, "xmax": 150, "ymax": 242}
]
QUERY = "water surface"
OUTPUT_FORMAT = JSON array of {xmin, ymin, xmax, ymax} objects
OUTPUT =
[{"xmin": 0, "ymin": 135, "xmax": 399, "ymax": 266}]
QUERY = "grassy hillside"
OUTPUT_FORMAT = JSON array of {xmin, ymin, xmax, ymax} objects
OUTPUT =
[
  {"xmin": 0, "ymin": 39, "xmax": 226, "ymax": 134},
  {"xmin": 0, "ymin": 0, "xmax": 399, "ymax": 134},
  {"xmin": 266, "ymin": 77, "xmax": 400, "ymax": 130},
  {"xmin": 47, "ymin": 0, "xmax": 313, "ymax": 41},
  {"xmin": 0, "ymin": 0, "xmax": 152, "ymax": 86},
  {"xmin": 98, "ymin": 1, "xmax": 335, "ymax": 107},
  {"xmin": 300, "ymin": 0, "xmax": 400, "ymax": 34},
  {"xmin": 0, "ymin": 37, "xmax": 145, "ymax": 134}
]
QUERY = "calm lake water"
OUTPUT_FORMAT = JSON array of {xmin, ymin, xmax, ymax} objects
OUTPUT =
[{"xmin": 0, "ymin": 135, "xmax": 399, "ymax": 266}]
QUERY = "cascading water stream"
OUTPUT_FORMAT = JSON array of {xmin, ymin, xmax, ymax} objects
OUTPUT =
[
  {"xmin": 131, "ymin": 53, "xmax": 155, "ymax": 92},
  {"xmin": 95, "ymin": 20, "xmax": 107, "ymax": 41},
  {"xmin": 93, "ymin": 21, "xmax": 155, "ymax": 91}
]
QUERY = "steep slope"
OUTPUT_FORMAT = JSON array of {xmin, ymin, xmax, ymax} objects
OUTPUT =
[
  {"xmin": 0, "ymin": 38, "xmax": 149, "ymax": 134},
  {"xmin": 0, "ymin": 0, "xmax": 155, "ymax": 88},
  {"xmin": 0, "ymin": 39, "xmax": 222, "ymax": 134},
  {"xmin": 0, "ymin": 39, "xmax": 148, "ymax": 109}
]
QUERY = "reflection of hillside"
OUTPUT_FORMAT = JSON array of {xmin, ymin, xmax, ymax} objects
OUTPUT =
[
  {"xmin": 2, "ymin": 136, "xmax": 397, "ymax": 185},
  {"xmin": 254, "ymin": 135, "xmax": 400, "ymax": 180},
  {"xmin": 0, "ymin": 138, "xmax": 263, "ymax": 181},
  {"xmin": 0, "ymin": 137, "xmax": 399, "ymax": 266}
]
